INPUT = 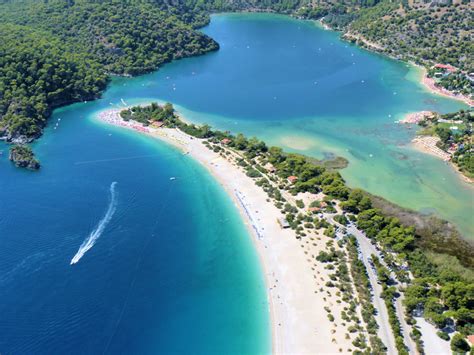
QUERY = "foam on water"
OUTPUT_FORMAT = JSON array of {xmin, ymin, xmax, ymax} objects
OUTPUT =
[{"xmin": 70, "ymin": 182, "xmax": 118, "ymax": 265}]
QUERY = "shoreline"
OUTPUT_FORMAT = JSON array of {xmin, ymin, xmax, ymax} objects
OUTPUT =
[
  {"xmin": 417, "ymin": 66, "xmax": 473, "ymax": 107},
  {"xmin": 319, "ymin": 17, "xmax": 472, "ymax": 108},
  {"xmin": 397, "ymin": 110, "xmax": 434, "ymax": 124},
  {"xmin": 96, "ymin": 108, "xmax": 359, "ymax": 353},
  {"xmin": 411, "ymin": 135, "xmax": 473, "ymax": 185}
]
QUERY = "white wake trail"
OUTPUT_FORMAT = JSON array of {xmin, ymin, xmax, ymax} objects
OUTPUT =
[{"xmin": 70, "ymin": 182, "xmax": 118, "ymax": 265}]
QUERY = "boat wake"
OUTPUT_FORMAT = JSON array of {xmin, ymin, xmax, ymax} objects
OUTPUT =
[{"xmin": 70, "ymin": 182, "xmax": 118, "ymax": 265}]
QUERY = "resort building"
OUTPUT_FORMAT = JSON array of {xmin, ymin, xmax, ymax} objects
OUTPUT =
[
  {"xmin": 433, "ymin": 63, "xmax": 456, "ymax": 73},
  {"xmin": 467, "ymin": 335, "xmax": 474, "ymax": 347},
  {"xmin": 150, "ymin": 121, "xmax": 164, "ymax": 128},
  {"xmin": 307, "ymin": 207, "xmax": 321, "ymax": 214},
  {"xmin": 264, "ymin": 162, "xmax": 276, "ymax": 173},
  {"xmin": 287, "ymin": 175, "xmax": 298, "ymax": 184},
  {"xmin": 221, "ymin": 138, "xmax": 232, "ymax": 145}
]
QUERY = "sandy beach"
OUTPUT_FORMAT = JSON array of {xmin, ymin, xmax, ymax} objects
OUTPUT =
[
  {"xmin": 412, "ymin": 135, "xmax": 451, "ymax": 161},
  {"xmin": 96, "ymin": 108, "xmax": 364, "ymax": 353},
  {"xmin": 418, "ymin": 67, "xmax": 473, "ymax": 107},
  {"xmin": 411, "ymin": 135, "xmax": 473, "ymax": 184},
  {"xmin": 398, "ymin": 110, "xmax": 434, "ymax": 124}
]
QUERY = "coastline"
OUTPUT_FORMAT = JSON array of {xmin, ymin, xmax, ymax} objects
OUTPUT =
[
  {"xmin": 417, "ymin": 66, "xmax": 473, "ymax": 107},
  {"xmin": 319, "ymin": 17, "xmax": 472, "ymax": 108},
  {"xmin": 397, "ymin": 110, "xmax": 434, "ymax": 124},
  {"xmin": 96, "ymin": 108, "xmax": 359, "ymax": 354},
  {"xmin": 411, "ymin": 135, "xmax": 473, "ymax": 184}
]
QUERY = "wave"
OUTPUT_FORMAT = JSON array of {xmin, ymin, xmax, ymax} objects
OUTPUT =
[{"xmin": 70, "ymin": 182, "xmax": 118, "ymax": 265}]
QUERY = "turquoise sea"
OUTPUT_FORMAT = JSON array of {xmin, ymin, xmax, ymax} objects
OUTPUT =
[
  {"xmin": 0, "ymin": 103, "xmax": 269, "ymax": 351},
  {"xmin": 0, "ymin": 12, "xmax": 472, "ymax": 354},
  {"xmin": 103, "ymin": 13, "xmax": 473, "ymax": 237}
]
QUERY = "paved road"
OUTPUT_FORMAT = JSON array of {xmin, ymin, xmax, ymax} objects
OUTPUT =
[
  {"xmin": 346, "ymin": 223, "xmax": 398, "ymax": 355},
  {"xmin": 349, "ymin": 224, "xmax": 418, "ymax": 354},
  {"xmin": 324, "ymin": 214, "xmax": 397, "ymax": 354},
  {"xmin": 395, "ymin": 287, "xmax": 418, "ymax": 354}
]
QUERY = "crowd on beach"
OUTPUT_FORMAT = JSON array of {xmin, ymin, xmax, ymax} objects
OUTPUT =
[
  {"xmin": 422, "ymin": 75, "xmax": 473, "ymax": 107},
  {"xmin": 412, "ymin": 136, "xmax": 451, "ymax": 161},
  {"xmin": 98, "ymin": 109, "xmax": 152, "ymax": 134},
  {"xmin": 235, "ymin": 189, "xmax": 265, "ymax": 240},
  {"xmin": 398, "ymin": 111, "xmax": 434, "ymax": 124}
]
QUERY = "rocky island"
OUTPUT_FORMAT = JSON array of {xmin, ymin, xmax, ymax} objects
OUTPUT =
[{"xmin": 9, "ymin": 144, "xmax": 40, "ymax": 170}]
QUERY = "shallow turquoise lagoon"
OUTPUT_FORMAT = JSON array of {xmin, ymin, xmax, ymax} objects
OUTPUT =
[{"xmin": 103, "ymin": 13, "xmax": 472, "ymax": 237}]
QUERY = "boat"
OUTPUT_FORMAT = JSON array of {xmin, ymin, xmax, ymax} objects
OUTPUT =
[{"xmin": 170, "ymin": 177, "xmax": 176, "ymax": 181}]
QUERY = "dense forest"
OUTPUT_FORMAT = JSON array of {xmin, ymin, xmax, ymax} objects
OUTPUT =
[
  {"xmin": 348, "ymin": 0, "xmax": 473, "ymax": 71},
  {"xmin": 1, "ymin": 0, "xmax": 470, "ymax": 164},
  {"xmin": 0, "ymin": 0, "xmax": 218, "ymax": 148}
]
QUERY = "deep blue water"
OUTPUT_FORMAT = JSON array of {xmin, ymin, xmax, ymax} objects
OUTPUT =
[{"xmin": 0, "ymin": 101, "xmax": 269, "ymax": 353}]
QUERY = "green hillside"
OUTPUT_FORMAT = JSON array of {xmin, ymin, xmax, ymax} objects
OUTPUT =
[
  {"xmin": 0, "ymin": 0, "xmax": 471, "ymax": 157},
  {"xmin": 0, "ymin": 0, "xmax": 218, "ymax": 143}
]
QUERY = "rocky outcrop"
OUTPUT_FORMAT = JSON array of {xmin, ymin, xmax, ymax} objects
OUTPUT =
[{"xmin": 8, "ymin": 145, "xmax": 40, "ymax": 170}]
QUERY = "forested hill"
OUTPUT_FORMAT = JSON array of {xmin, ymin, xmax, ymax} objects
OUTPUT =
[
  {"xmin": 0, "ymin": 0, "xmax": 218, "ymax": 144},
  {"xmin": 1, "ymin": 0, "xmax": 471, "ymax": 162},
  {"xmin": 347, "ymin": 0, "xmax": 473, "ymax": 72},
  {"xmin": 0, "ymin": 23, "xmax": 108, "ymax": 142}
]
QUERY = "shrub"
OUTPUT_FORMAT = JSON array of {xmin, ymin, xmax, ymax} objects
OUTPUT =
[
  {"xmin": 437, "ymin": 331, "xmax": 450, "ymax": 341},
  {"xmin": 450, "ymin": 333, "xmax": 470, "ymax": 353},
  {"xmin": 296, "ymin": 199, "xmax": 305, "ymax": 208}
]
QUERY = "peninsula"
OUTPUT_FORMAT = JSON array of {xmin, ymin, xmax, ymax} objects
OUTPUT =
[
  {"xmin": 97, "ymin": 102, "xmax": 474, "ymax": 354},
  {"xmin": 411, "ymin": 109, "xmax": 473, "ymax": 183}
]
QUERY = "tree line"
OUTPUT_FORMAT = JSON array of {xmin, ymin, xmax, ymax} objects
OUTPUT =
[
  {"xmin": 130, "ymin": 101, "xmax": 473, "ymax": 352},
  {"xmin": 0, "ymin": 0, "xmax": 218, "ymax": 152}
]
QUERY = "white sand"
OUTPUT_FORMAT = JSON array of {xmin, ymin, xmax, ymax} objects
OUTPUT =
[
  {"xmin": 398, "ymin": 111, "xmax": 434, "ymax": 124},
  {"xmin": 151, "ymin": 128, "xmax": 354, "ymax": 353},
  {"xmin": 411, "ymin": 131, "xmax": 473, "ymax": 185},
  {"xmin": 412, "ymin": 136, "xmax": 451, "ymax": 161},
  {"xmin": 96, "ymin": 110, "xmax": 358, "ymax": 353}
]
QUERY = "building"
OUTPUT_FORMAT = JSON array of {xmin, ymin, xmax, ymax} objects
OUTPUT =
[
  {"xmin": 308, "ymin": 207, "xmax": 320, "ymax": 214},
  {"xmin": 264, "ymin": 162, "xmax": 276, "ymax": 173},
  {"xmin": 221, "ymin": 138, "xmax": 232, "ymax": 145},
  {"xmin": 433, "ymin": 63, "xmax": 456, "ymax": 73},
  {"xmin": 467, "ymin": 335, "xmax": 474, "ymax": 347},
  {"xmin": 150, "ymin": 121, "xmax": 164, "ymax": 128},
  {"xmin": 287, "ymin": 175, "xmax": 298, "ymax": 184},
  {"xmin": 277, "ymin": 217, "xmax": 290, "ymax": 229}
]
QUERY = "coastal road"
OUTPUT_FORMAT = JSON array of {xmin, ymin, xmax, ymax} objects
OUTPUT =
[
  {"xmin": 349, "ymin": 228, "xmax": 417, "ymax": 355},
  {"xmin": 362, "ymin": 233, "xmax": 444, "ymax": 355},
  {"xmin": 394, "ymin": 282, "xmax": 419, "ymax": 354},
  {"xmin": 343, "ymin": 218, "xmax": 418, "ymax": 354},
  {"xmin": 324, "ymin": 214, "xmax": 397, "ymax": 355},
  {"xmin": 347, "ymin": 224, "xmax": 398, "ymax": 355}
]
